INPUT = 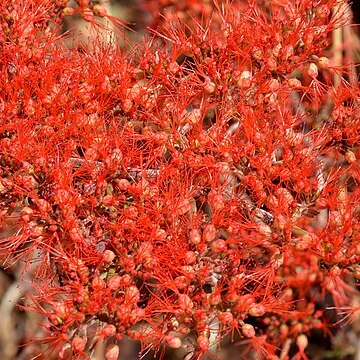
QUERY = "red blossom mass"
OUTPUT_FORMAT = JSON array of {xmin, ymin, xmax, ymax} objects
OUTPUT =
[{"xmin": 0, "ymin": 0, "xmax": 359, "ymax": 359}]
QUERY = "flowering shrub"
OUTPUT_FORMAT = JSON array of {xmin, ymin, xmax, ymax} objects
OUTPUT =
[{"xmin": 0, "ymin": 0, "xmax": 359, "ymax": 359}]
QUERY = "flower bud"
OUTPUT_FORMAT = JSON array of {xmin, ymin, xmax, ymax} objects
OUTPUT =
[
  {"xmin": 318, "ymin": 56, "xmax": 330, "ymax": 69},
  {"xmin": 174, "ymin": 276, "xmax": 189, "ymax": 290},
  {"xmin": 248, "ymin": 304, "xmax": 266, "ymax": 317},
  {"xmin": 178, "ymin": 294, "xmax": 194, "ymax": 311},
  {"xmin": 185, "ymin": 251, "xmax": 197, "ymax": 264},
  {"xmin": 218, "ymin": 311, "xmax": 233, "ymax": 324},
  {"xmin": 166, "ymin": 334, "xmax": 182, "ymax": 349},
  {"xmin": 197, "ymin": 335, "xmax": 209, "ymax": 351},
  {"xmin": 122, "ymin": 99, "xmax": 133, "ymax": 113},
  {"xmin": 288, "ymin": 78, "xmax": 302, "ymax": 88},
  {"xmin": 237, "ymin": 70, "xmax": 252, "ymax": 89},
  {"xmin": 103, "ymin": 249, "xmax": 116, "ymax": 263},
  {"xmin": 72, "ymin": 336, "xmax": 86, "ymax": 353},
  {"xmin": 189, "ymin": 229, "xmax": 201, "ymax": 245},
  {"xmin": 210, "ymin": 239, "xmax": 227, "ymax": 253},
  {"xmin": 203, "ymin": 224, "xmax": 216, "ymax": 243},
  {"xmin": 345, "ymin": 150, "xmax": 356, "ymax": 164},
  {"xmin": 20, "ymin": 207, "xmax": 33, "ymax": 222},
  {"xmin": 125, "ymin": 286, "xmax": 140, "ymax": 303},
  {"xmin": 204, "ymin": 78, "xmax": 216, "ymax": 94},
  {"xmin": 296, "ymin": 334, "xmax": 308, "ymax": 352},
  {"xmin": 102, "ymin": 324, "xmax": 117, "ymax": 338},
  {"xmin": 93, "ymin": 4, "xmax": 107, "ymax": 17},
  {"xmin": 307, "ymin": 63, "xmax": 318, "ymax": 79},
  {"xmin": 353, "ymin": 265, "xmax": 360, "ymax": 280},
  {"xmin": 105, "ymin": 344, "xmax": 120, "ymax": 360},
  {"xmin": 108, "ymin": 275, "xmax": 121, "ymax": 290},
  {"xmin": 241, "ymin": 323, "xmax": 256, "ymax": 338},
  {"xmin": 62, "ymin": 7, "xmax": 75, "ymax": 16}
]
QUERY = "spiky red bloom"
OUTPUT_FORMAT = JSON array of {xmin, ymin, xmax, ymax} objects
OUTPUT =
[{"xmin": 0, "ymin": 0, "xmax": 359, "ymax": 359}]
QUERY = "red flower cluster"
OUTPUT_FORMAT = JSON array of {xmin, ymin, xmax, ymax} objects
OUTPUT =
[{"xmin": 0, "ymin": 0, "xmax": 359, "ymax": 359}]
